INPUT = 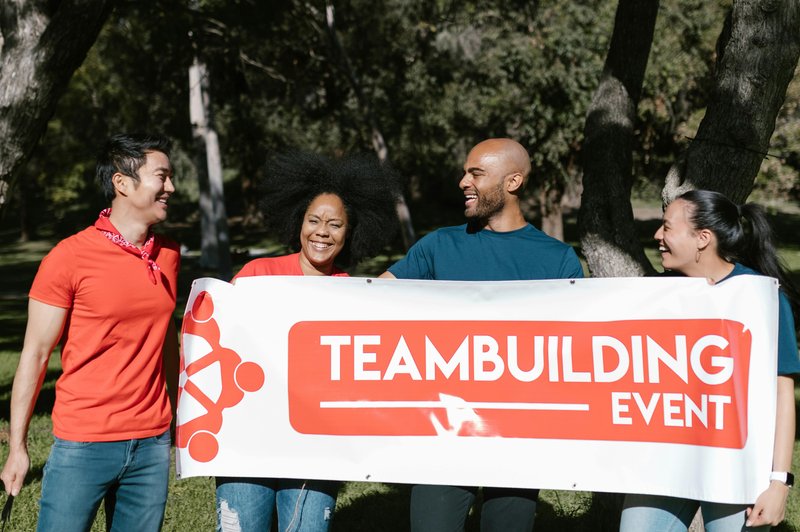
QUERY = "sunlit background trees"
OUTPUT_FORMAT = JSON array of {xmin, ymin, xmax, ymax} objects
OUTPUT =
[{"xmin": 2, "ymin": 0, "xmax": 798, "ymax": 275}]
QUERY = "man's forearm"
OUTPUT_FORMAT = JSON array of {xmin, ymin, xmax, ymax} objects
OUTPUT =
[{"xmin": 8, "ymin": 347, "xmax": 51, "ymax": 450}]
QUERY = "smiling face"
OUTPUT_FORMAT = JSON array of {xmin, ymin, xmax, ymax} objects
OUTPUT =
[
  {"xmin": 298, "ymin": 193, "xmax": 349, "ymax": 276},
  {"xmin": 116, "ymin": 150, "xmax": 174, "ymax": 226},
  {"xmin": 459, "ymin": 145, "xmax": 508, "ymax": 222},
  {"xmin": 655, "ymin": 199, "xmax": 701, "ymax": 274}
]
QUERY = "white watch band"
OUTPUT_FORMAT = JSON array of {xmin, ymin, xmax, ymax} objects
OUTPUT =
[
  {"xmin": 770, "ymin": 472, "xmax": 788, "ymax": 483},
  {"xmin": 770, "ymin": 471, "xmax": 794, "ymax": 487}
]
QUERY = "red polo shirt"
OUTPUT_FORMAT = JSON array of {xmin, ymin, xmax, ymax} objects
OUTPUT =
[
  {"xmin": 234, "ymin": 253, "xmax": 348, "ymax": 278},
  {"xmin": 29, "ymin": 226, "xmax": 179, "ymax": 441}
]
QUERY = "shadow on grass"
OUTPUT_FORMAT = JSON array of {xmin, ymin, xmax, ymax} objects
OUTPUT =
[
  {"xmin": 23, "ymin": 465, "xmax": 45, "ymax": 488},
  {"xmin": 334, "ymin": 484, "xmax": 412, "ymax": 531},
  {"xmin": 333, "ymin": 487, "xmax": 624, "ymax": 532},
  {"xmin": 0, "ymin": 299, "xmax": 28, "ymax": 352},
  {"xmin": 535, "ymin": 492, "xmax": 623, "ymax": 532},
  {"xmin": 0, "ymin": 369, "xmax": 59, "ymax": 421},
  {"xmin": 0, "ymin": 260, "xmax": 40, "ymax": 293}
]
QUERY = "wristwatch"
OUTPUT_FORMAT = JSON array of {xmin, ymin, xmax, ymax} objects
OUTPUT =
[{"xmin": 769, "ymin": 471, "xmax": 795, "ymax": 487}]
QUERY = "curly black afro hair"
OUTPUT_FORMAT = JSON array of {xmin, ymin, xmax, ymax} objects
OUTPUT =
[{"xmin": 259, "ymin": 151, "xmax": 401, "ymax": 267}]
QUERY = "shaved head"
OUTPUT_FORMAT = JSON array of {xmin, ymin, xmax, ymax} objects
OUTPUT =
[
  {"xmin": 459, "ymin": 138, "xmax": 532, "ymax": 230},
  {"xmin": 468, "ymin": 138, "xmax": 531, "ymax": 185}
]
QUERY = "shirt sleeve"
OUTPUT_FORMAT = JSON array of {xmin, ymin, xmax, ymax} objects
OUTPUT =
[
  {"xmin": 560, "ymin": 247, "xmax": 585, "ymax": 279},
  {"xmin": 28, "ymin": 241, "xmax": 76, "ymax": 309},
  {"xmin": 387, "ymin": 234, "xmax": 436, "ymax": 280},
  {"xmin": 776, "ymin": 291, "xmax": 800, "ymax": 376}
]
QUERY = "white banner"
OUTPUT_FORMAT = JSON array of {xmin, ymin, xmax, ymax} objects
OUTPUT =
[{"xmin": 175, "ymin": 275, "xmax": 779, "ymax": 504}]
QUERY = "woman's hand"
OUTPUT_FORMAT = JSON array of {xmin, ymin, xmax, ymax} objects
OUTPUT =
[
  {"xmin": 746, "ymin": 481, "xmax": 789, "ymax": 526},
  {"xmin": 749, "ymin": 375, "xmax": 797, "ymax": 527}
]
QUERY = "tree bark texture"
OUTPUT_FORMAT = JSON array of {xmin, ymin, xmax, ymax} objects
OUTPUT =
[
  {"xmin": 664, "ymin": 0, "xmax": 800, "ymax": 204},
  {"xmin": 578, "ymin": 0, "xmax": 659, "ymax": 277},
  {"xmin": 324, "ymin": 2, "xmax": 416, "ymax": 251},
  {"xmin": 0, "ymin": 0, "xmax": 112, "ymax": 208},
  {"xmin": 190, "ymin": 58, "xmax": 232, "ymax": 279}
]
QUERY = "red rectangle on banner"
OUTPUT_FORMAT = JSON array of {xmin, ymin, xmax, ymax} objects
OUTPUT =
[{"xmin": 287, "ymin": 320, "xmax": 751, "ymax": 448}]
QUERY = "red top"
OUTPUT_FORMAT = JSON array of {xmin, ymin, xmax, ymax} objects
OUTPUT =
[
  {"xmin": 29, "ymin": 226, "xmax": 180, "ymax": 441},
  {"xmin": 233, "ymin": 253, "xmax": 348, "ymax": 279}
]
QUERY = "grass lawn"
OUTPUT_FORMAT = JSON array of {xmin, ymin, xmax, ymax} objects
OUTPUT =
[{"xmin": 1, "ymin": 207, "xmax": 800, "ymax": 530}]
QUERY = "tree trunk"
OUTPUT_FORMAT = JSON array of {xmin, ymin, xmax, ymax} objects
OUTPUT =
[
  {"xmin": 578, "ymin": 0, "xmax": 659, "ymax": 277},
  {"xmin": 190, "ymin": 57, "xmax": 232, "ymax": 279},
  {"xmin": 663, "ymin": 0, "xmax": 800, "ymax": 204},
  {"xmin": 0, "ymin": 0, "xmax": 113, "ymax": 210},
  {"xmin": 324, "ymin": 2, "xmax": 416, "ymax": 251}
]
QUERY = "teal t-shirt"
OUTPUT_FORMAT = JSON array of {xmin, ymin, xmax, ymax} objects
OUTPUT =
[
  {"xmin": 388, "ymin": 223, "xmax": 583, "ymax": 281},
  {"xmin": 722, "ymin": 263, "xmax": 800, "ymax": 376}
]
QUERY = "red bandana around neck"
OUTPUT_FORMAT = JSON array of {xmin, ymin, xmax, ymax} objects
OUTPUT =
[{"xmin": 94, "ymin": 208, "xmax": 161, "ymax": 284}]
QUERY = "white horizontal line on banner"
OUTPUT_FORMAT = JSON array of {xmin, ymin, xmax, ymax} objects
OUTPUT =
[{"xmin": 319, "ymin": 401, "xmax": 590, "ymax": 411}]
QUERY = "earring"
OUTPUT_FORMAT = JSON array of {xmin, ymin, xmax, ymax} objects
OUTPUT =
[{"xmin": 695, "ymin": 249, "xmax": 702, "ymax": 263}]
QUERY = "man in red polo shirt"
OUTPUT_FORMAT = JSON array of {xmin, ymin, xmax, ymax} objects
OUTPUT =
[{"xmin": 1, "ymin": 133, "xmax": 180, "ymax": 531}]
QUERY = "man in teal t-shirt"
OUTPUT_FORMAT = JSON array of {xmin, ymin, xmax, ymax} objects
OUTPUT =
[{"xmin": 381, "ymin": 138, "xmax": 583, "ymax": 531}]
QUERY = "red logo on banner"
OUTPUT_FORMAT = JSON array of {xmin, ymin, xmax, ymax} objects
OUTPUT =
[
  {"xmin": 177, "ymin": 291, "xmax": 265, "ymax": 462},
  {"xmin": 288, "ymin": 320, "xmax": 751, "ymax": 448}
]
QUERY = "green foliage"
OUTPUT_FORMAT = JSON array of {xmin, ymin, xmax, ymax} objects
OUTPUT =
[
  {"xmin": 753, "ymin": 66, "xmax": 800, "ymax": 203},
  {"xmin": 334, "ymin": 0, "xmax": 615, "ymax": 197},
  {"xmin": 632, "ymin": 1, "xmax": 727, "ymax": 193},
  {"xmin": 2, "ymin": 0, "xmax": 798, "ymax": 241},
  {"xmin": 8, "ymin": 0, "xmax": 197, "ymax": 238}
]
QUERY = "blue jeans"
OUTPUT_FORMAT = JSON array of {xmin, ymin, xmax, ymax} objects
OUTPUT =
[
  {"xmin": 216, "ymin": 477, "xmax": 338, "ymax": 532},
  {"xmin": 620, "ymin": 494, "xmax": 769, "ymax": 532},
  {"xmin": 37, "ymin": 431, "xmax": 171, "ymax": 532}
]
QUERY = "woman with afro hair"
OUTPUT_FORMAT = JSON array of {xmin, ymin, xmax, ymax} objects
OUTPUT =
[{"xmin": 216, "ymin": 151, "xmax": 401, "ymax": 532}]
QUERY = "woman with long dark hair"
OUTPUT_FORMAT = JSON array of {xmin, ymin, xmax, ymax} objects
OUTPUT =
[{"xmin": 620, "ymin": 189, "xmax": 800, "ymax": 531}]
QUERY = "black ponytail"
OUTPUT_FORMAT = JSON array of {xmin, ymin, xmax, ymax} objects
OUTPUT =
[
  {"xmin": 738, "ymin": 202, "xmax": 800, "ymax": 315},
  {"xmin": 678, "ymin": 190, "xmax": 800, "ymax": 316}
]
